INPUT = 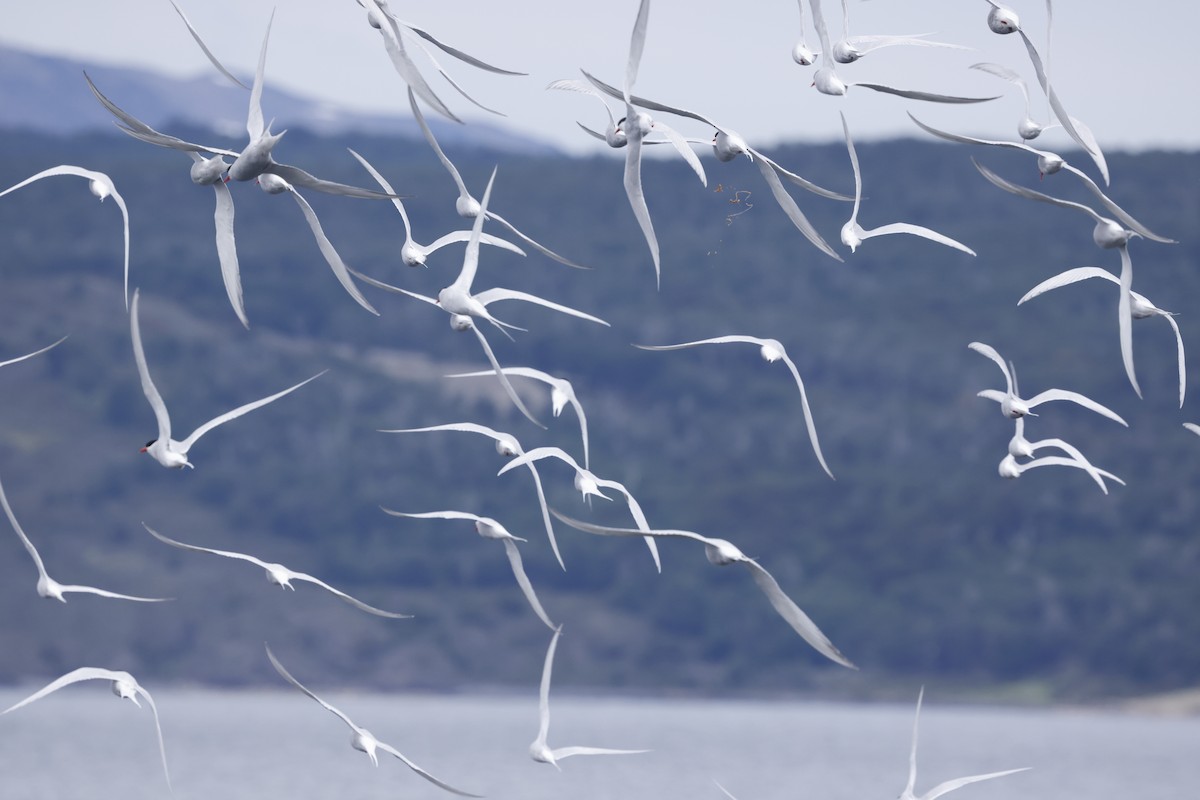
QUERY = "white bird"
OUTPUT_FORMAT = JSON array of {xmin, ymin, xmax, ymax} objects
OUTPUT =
[
  {"xmin": 378, "ymin": 422, "xmax": 564, "ymax": 570},
  {"xmin": 380, "ymin": 509, "xmax": 556, "ymax": 630},
  {"xmin": 0, "ymin": 475, "xmax": 169, "ymax": 604},
  {"xmin": 973, "ymin": 159, "xmax": 1142, "ymax": 396},
  {"xmin": 0, "ymin": 165, "xmax": 130, "ymax": 308},
  {"xmin": 265, "ymin": 644, "xmax": 480, "ymax": 796},
  {"xmin": 131, "ymin": 289, "xmax": 327, "ymax": 469},
  {"xmin": 347, "ymin": 148, "xmax": 525, "ymax": 268},
  {"xmin": 1005, "ymin": 417, "xmax": 1124, "ymax": 494},
  {"xmin": 496, "ymin": 446, "xmax": 662, "ymax": 573},
  {"xmin": 444, "ymin": 367, "xmax": 592, "ymax": 468},
  {"xmin": 831, "ymin": 0, "xmax": 968, "ymax": 64},
  {"xmin": 908, "ymin": 114, "xmax": 1173, "ymax": 244},
  {"xmin": 969, "ymin": 341, "xmax": 1127, "ymax": 425},
  {"xmin": 529, "ymin": 625, "xmax": 649, "ymax": 768},
  {"xmin": 0, "ymin": 335, "xmax": 67, "ymax": 369},
  {"xmin": 255, "ymin": 172, "xmax": 379, "ymax": 315},
  {"xmin": 792, "ymin": 0, "xmax": 819, "ymax": 65},
  {"xmin": 407, "ymin": 87, "xmax": 586, "ymax": 269},
  {"xmin": 142, "ymin": 523, "xmax": 411, "ymax": 619},
  {"xmin": 167, "ymin": 0, "xmax": 248, "ymax": 89},
  {"xmin": 841, "ymin": 113, "xmax": 975, "ymax": 256},
  {"xmin": 634, "ymin": 336, "xmax": 834, "ymax": 479},
  {"xmin": 551, "ymin": 511, "xmax": 856, "ymax": 669},
  {"xmin": 1019, "ymin": 267, "xmax": 1186, "ymax": 408},
  {"xmin": 2, "ymin": 667, "xmax": 172, "ymax": 793},
  {"xmin": 898, "ymin": 687, "xmax": 1029, "ymax": 800},
  {"xmin": 578, "ymin": 71, "xmax": 849, "ymax": 263}
]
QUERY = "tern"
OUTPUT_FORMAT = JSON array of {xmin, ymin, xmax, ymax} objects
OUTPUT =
[
  {"xmin": 348, "ymin": 148, "xmax": 526, "ymax": 267},
  {"xmin": 1019, "ymin": 267, "xmax": 1185, "ymax": 408},
  {"xmin": 529, "ymin": 625, "xmax": 649, "ymax": 768},
  {"xmin": 791, "ymin": 0, "xmax": 818, "ymax": 65},
  {"xmin": 142, "ymin": 523, "xmax": 411, "ymax": 618},
  {"xmin": 131, "ymin": 289, "xmax": 327, "ymax": 469},
  {"xmin": 635, "ymin": 336, "xmax": 834, "ymax": 479},
  {"xmin": 578, "ymin": 71, "xmax": 849, "ymax": 263},
  {"xmin": 3, "ymin": 667, "xmax": 172, "ymax": 793},
  {"xmin": 0, "ymin": 165, "xmax": 129, "ymax": 308},
  {"xmin": 1, "ymin": 475, "xmax": 169, "ymax": 603},
  {"xmin": 551, "ymin": 511, "xmax": 856, "ymax": 669},
  {"xmin": 496, "ymin": 447, "xmax": 662, "ymax": 572},
  {"xmin": 0, "ymin": 335, "xmax": 68, "ymax": 369},
  {"xmin": 908, "ymin": 114, "xmax": 1172, "ymax": 244},
  {"xmin": 265, "ymin": 644, "xmax": 480, "ymax": 796},
  {"xmin": 380, "ymin": 509, "xmax": 556, "ymax": 630},
  {"xmin": 973, "ymin": 159, "xmax": 1143, "ymax": 396},
  {"xmin": 445, "ymin": 367, "xmax": 592, "ymax": 468},
  {"xmin": 407, "ymin": 87, "xmax": 586, "ymax": 269},
  {"xmin": 898, "ymin": 687, "xmax": 1029, "ymax": 800},
  {"xmin": 841, "ymin": 114, "xmax": 975, "ymax": 256},
  {"xmin": 1005, "ymin": 418, "xmax": 1123, "ymax": 494},
  {"xmin": 969, "ymin": 341, "xmax": 1127, "ymax": 425},
  {"xmin": 378, "ymin": 423, "xmax": 564, "ymax": 570}
]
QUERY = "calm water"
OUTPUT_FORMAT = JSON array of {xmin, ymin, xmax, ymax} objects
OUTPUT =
[{"xmin": 0, "ymin": 689, "xmax": 1196, "ymax": 799}]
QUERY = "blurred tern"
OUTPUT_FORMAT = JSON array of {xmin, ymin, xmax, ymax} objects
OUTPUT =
[
  {"xmin": 497, "ymin": 447, "xmax": 662, "ymax": 572},
  {"xmin": 635, "ymin": 335, "xmax": 834, "ymax": 479},
  {"xmin": 380, "ymin": 509, "xmax": 556, "ymax": 630},
  {"xmin": 792, "ymin": 0, "xmax": 818, "ymax": 65},
  {"xmin": 1004, "ymin": 417, "xmax": 1123, "ymax": 493},
  {"xmin": 378, "ymin": 423, "xmax": 564, "ymax": 570},
  {"xmin": 3, "ymin": 667, "xmax": 172, "ymax": 793},
  {"xmin": 530, "ymin": 625, "xmax": 649, "ymax": 768},
  {"xmin": 265, "ymin": 645, "xmax": 480, "ymax": 796},
  {"xmin": 841, "ymin": 114, "xmax": 975, "ymax": 255},
  {"xmin": 898, "ymin": 687, "xmax": 1029, "ymax": 800},
  {"xmin": 969, "ymin": 341, "xmax": 1127, "ymax": 425},
  {"xmin": 0, "ymin": 335, "xmax": 67, "ymax": 369},
  {"xmin": 0, "ymin": 165, "xmax": 129, "ymax": 308},
  {"xmin": 969, "ymin": 62, "xmax": 1051, "ymax": 141},
  {"xmin": 131, "ymin": 289, "xmax": 326, "ymax": 469},
  {"xmin": 1019, "ymin": 267, "xmax": 1185, "ymax": 408},
  {"xmin": 1, "ymin": 475, "xmax": 169, "ymax": 604},
  {"xmin": 552, "ymin": 511, "xmax": 856, "ymax": 669},
  {"xmin": 142, "ymin": 523, "xmax": 411, "ymax": 618},
  {"xmin": 973, "ymin": 159, "xmax": 1142, "ymax": 396}
]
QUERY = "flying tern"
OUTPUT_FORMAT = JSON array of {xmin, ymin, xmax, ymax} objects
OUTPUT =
[
  {"xmin": 1005, "ymin": 418, "xmax": 1123, "ymax": 493},
  {"xmin": 969, "ymin": 341, "xmax": 1126, "ymax": 424},
  {"xmin": 551, "ymin": 511, "xmax": 856, "ymax": 669},
  {"xmin": 265, "ymin": 644, "xmax": 480, "ymax": 796},
  {"xmin": 1, "ymin": 476, "xmax": 170, "ymax": 603},
  {"xmin": 131, "ymin": 289, "xmax": 327, "ymax": 469},
  {"xmin": 3, "ymin": 667, "xmax": 172, "ymax": 793},
  {"xmin": 380, "ymin": 509, "xmax": 556, "ymax": 630}
]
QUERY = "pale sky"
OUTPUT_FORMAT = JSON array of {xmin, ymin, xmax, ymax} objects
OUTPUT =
[{"xmin": 3, "ymin": 0, "xmax": 1196, "ymax": 154}]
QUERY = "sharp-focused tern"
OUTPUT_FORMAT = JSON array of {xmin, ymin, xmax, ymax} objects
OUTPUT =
[
  {"xmin": 551, "ymin": 511, "xmax": 856, "ymax": 669},
  {"xmin": 131, "ymin": 289, "xmax": 327, "ymax": 469},
  {"xmin": 0, "ymin": 475, "xmax": 170, "ymax": 604},
  {"xmin": 142, "ymin": 523, "xmax": 411, "ymax": 618},
  {"xmin": 380, "ymin": 509, "xmax": 556, "ymax": 630},
  {"xmin": 635, "ymin": 336, "xmax": 834, "ymax": 479},
  {"xmin": 529, "ymin": 625, "xmax": 649, "ymax": 768},
  {"xmin": 265, "ymin": 644, "xmax": 481, "ymax": 796},
  {"xmin": 2, "ymin": 667, "xmax": 172, "ymax": 793}
]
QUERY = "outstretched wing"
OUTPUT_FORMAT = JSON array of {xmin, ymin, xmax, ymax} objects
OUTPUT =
[
  {"xmin": 375, "ymin": 740, "xmax": 482, "ymax": 797},
  {"xmin": 741, "ymin": 560, "xmax": 856, "ymax": 669},
  {"xmin": 264, "ymin": 644, "xmax": 359, "ymax": 732},
  {"xmin": 168, "ymin": 0, "xmax": 249, "ymax": 89},
  {"xmin": 178, "ymin": 370, "xmax": 328, "ymax": 453},
  {"xmin": 501, "ymin": 538, "xmax": 557, "ymax": 631},
  {"xmin": 2, "ymin": 667, "xmax": 126, "ymax": 714}
]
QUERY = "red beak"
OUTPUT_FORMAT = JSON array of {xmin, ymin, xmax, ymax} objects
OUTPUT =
[{"xmin": 138, "ymin": 447, "xmax": 148, "ymax": 453}]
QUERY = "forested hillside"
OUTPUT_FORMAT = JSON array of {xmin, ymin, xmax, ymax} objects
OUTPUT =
[{"xmin": 0, "ymin": 126, "xmax": 1196, "ymax": 700}]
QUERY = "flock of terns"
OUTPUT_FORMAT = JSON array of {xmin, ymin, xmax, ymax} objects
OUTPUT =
[{"xmin": 0, "ymin": 0, "xmax": 1188, "ymax": 797}]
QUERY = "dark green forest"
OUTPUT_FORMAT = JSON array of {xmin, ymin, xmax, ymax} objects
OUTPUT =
[{"xmin": 0, "ymin": 124, "xmax": 1197, "ymax": 702}]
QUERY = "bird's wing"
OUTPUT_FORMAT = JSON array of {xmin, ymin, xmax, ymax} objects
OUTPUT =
[
  {"xmin": 263, "ymin": 163, "xmax": 394, "ymax": 200},
  {"xmin": 407, "ymin": 87, "xmax": 469, "ymax": 201},
  {"xmin": 132, "ymin": 683, "xmax": 173, "ymax": 793},
  {"xmin": 623, "ymin": 127, "xmax": 660, "ymax": 288},
  {"xmin": 906, "ymin": 687, "xmax": 924, "ymax": 796},
  {"xmin": 625, "ymin": 0, "xmax": 652, "ymax": 99},
  {"xmin": 715, "ymin": 781, "xmax": 741, "ymax": 800},
  {"xmin": 211, "ymin": 181, "xmax": 247, "ymax": 329},
  {"xmin": 379, "ymin": 421, "xmax": 508, "ymax": 441},
  {"xmin": 967, "ymin": 342, "xmax": 1014, "ymax": 395},
  {"xmin": 245, "ymin": 10, "xmax": 273, "ymax": 141},
  {"xmin": 130, "ymin": 290, "xmax": 172, "ymax": 444},
  {"xmin": 473, "ymin": 288, "xmax": 609, "ymax": 326},
  {"xmin": 857, "ymin": 222, "xmax": 976, "ymax": 256},
  {"xmin": 594, "ymin": 478, "xmax": 662, "ymax": 573},
  {"xmin": 496, "ymin": 445, "xmax": 578, "ymax": 477},
  {"xmin": 778, "ymin": 349, "xmax": 835, "ymax": 479},
  {"xmin": 0, "ymin": 477, "xmax": 50, "ymax": 582},
  {"xmin": 396, "ymin": 18, "xmax": 526, "ymax": 75},
  {"xmin": 290, "ymin": 571, "xmax": 413, "ymax": 619},
  {"xmin": 347, "ymin": 148, "xmax": 415, "ymax": 242},
  {"xmin": 1061, "ymin": 165, "xmax": 1173, "ymax": 243},
  {"xmin": 854, "ymin": 83, "xmax": 1000, "ymax": 104},
  {"xmin": 283, "ymin": 189, "xmax": 379, "ymax": 316},
  {"xmin": 381, "ymin": 508, "xmax": 483, "ymax": 523},
  {"xmin": 537, "ymin": 625, "xmax": 564, "ymax": 746},
  {"xmin": 1184, "ymin": 423, "xmax": 1200, "ymax": 437},
  {"xmin": 375, "ymin": 740, "xmax": 482, "ymax": 797},
  {"xmin": 845, "ymin": 34, "xmax": 968, "ymax": 55},
  {"xmin": 452, "ymin": 166, "xmax": 497, "ymax": 293},
  {"xmin": 635, "ymin": 335, "xmax": 763, "ymax": 351},
  {"xmin": 579, "ymin": 70, "xmax": 719, "ymax": 128},
  {"xmin": 550, "ymin": 510, "xmax": 713, "ymax": 545},
  {"xmin": 371, "ymin": 3, "xmax": 460, "ymax": 123},
  {"xmin": 1163, "ymin": 313, "xmax": 1186, "ymax": 409},
  {"xmin": 755, "ymin": 157, "xmax": 843, "ymax": 261},
  {"xmin": 463, "ymin": 322, "xmax": 544, "ymax": 429},
  {"xmin": 810, "ymin": 0, "xmax": 835, "ymax": 60},
  {"xmin": 501, "ymin": 539, "xmax": 556, "ymax": 631},
  {"xmin": 178, "ymin": 370, "xmax": 328, "ymax": 453},
  {"xmin": 1116, "ymin": 245, "xmax": 1141, "ymax": 399},
  {"xmin": 907, "ymin": 112, "xmax": 1032, "ymax": 153},
  {"xmin": 344, "ymin": 267, "xmax": 438, "ymax": 306},
  {"xmin": 84, "ymin": 73, "xmax": 238, "ymax": 156},
  {"xmin": 168, "ymin": 0, "xmax": 249, "ymax": 89},
  {"xmin": 406, "ymin": 35, "xmax": 506, "ymax": 117},
  {"xmin": 0, "ymin": 335, "xmax": 68, "ymax": 369},
  {"xmin": 264, "ymin": 644, "xmax": 359, "ymax": 731},
  {"xmin": 1024, "ymin": 389, "xmax": 1127, "ymax": 426},
  {"xmin": 142, "ymin": 522, "xmax": 271, "ymax": 569},
  {"xmin": 552, "ymin": 746, "xmax": 650, "ymax": 759},
  {"xmin": 483, "ymin": 210, "xmax": 588, "ymax": 269},
  {"xmin": 1017, "ymin": 267, "xmax": 1115, "ymax": 305},
  {"xmin": 840, "ymin": 112, "xmax": 863, "ymax": 230},
  {"xmin": 59, "ymin": 584, "xmax": 172, "ymax": 602},
  {"xmin": 655, "ymin": 120, "xmax": 707, "ymax": 186},
  {"xmin": 741, "ymin": 560, "xmax": 856, "ymax": 668},
  {"xmin": 1026, "ymin": 439, "xmax": 1118, "ymax": 493},
  {"xmin": 972, "ymin": 158, "xmax": 1102, "ymax": 222},
  {"xmin": 754, "ymin": 150, "xmax": 853, "ymax": 201},
  {"xmin": 921, "ymin": 768, "xmax": 1032, "ymax": 800},
  {"xmin": 524, "ymin": 458, "xmax": 564, "ymax": 571},
  {"xmin": 425, "ymin": 230, "xmax": 526, "ymax": 258},
  {"xmin": 2, "ymin": 668, "xmax": 125, "ymax": 714}
]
